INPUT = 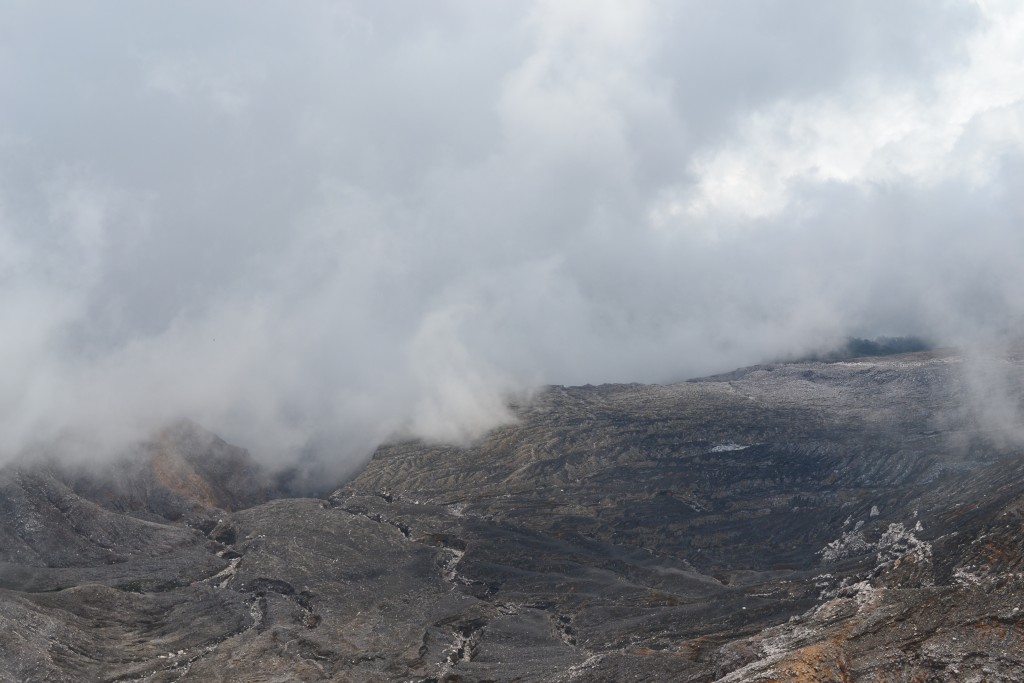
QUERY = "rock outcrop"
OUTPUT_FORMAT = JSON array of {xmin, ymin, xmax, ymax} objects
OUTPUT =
[{"xmin": 3, "ymin": 349, "xmax": 1024, "ymax": 681}]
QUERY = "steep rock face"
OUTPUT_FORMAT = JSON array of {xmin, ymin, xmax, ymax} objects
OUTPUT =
[
  {"xmin": 351, "ymin": 352, "xmax": 985, "ymax": 576},
  {"xmin": 64, "ymin": 420, "xmax": 278, "ymax": 526},
  {"xmin": 0, "ymin": 467, "xmax": 226, "ymax": 594},
  {"xmin": 333, "ymin": 350, "xmax": 1024, "ymax": 681},
  {"xmin": 3, "ymin": 350, "xmax": 1024, "ymax": 681},
  {"xmin": 0, "ymin": 422, "xmax": 277, "ymax": 680}
]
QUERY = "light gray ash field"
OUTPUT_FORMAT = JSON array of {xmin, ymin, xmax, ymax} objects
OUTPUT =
[{"xmin": 4, "ymin": 348, "xmax": 1024, "ymax": 682}]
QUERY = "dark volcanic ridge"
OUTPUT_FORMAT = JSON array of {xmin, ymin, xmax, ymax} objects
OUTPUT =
[{"xmin": 4, "ymin": 349, "xmax": 1024, "ymax": 681}]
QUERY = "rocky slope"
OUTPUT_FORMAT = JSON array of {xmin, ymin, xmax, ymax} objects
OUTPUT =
[{"xmin": 3, "ymin": 349, "xmax": 1024, "ymax": 681}]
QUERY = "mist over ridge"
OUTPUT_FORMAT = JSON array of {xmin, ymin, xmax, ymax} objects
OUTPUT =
[{"xmin": 2, "ymin": 1, "xmax": 1024, "ymax": 470}]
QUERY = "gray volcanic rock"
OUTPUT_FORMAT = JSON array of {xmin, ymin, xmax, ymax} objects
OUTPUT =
[
  {"xmin": 65, "ymin": 419, "xmax": 279, "ymax": 526},
  {"xmin": 352, "ymin": 351, "xmax": 977, "ymax": 574},
  {"xmin": 0, "ymin": 467, "xmax": 226, "ymax": 593},
  {"xmin": 3, "ymin": 349, "xmax": 1024, "ymax": 681}
]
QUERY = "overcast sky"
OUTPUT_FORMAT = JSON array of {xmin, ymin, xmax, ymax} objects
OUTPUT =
[{"xmin": 2, "ymin": 1, "xmax": 1023, "ymax": 467}]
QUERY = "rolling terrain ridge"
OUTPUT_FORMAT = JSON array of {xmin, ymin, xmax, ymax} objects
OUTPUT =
[{"xmin": 3, "ymin": 349, "xmax": 1024, "ymax": 681}]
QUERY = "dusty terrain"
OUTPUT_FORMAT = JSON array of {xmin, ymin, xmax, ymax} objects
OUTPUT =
[{"xmin": 3, "ymin": 349, "xmax": 1024, "ymax": 681}]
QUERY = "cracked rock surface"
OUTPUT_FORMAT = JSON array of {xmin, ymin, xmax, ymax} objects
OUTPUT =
[{"xmin": 4, "ymin": 349, "xmax": 1024, "ymax": 681}]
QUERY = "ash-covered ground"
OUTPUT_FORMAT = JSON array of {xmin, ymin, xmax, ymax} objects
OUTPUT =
[{"xmin": 4, "ymin": 349, "xmax": 1024, "ymax": 682}]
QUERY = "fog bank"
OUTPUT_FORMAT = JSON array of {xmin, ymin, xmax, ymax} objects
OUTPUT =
[{"xmin": 2, "ymin": 1, "xmax": 1023, "ymax": 468}]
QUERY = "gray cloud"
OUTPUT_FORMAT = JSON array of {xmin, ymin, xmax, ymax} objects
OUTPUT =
[{"xmin": 1, "ymin": 1, "xmax": 1023, "ymax": 471}]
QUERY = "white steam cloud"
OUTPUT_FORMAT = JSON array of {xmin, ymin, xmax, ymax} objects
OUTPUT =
[{"xmin": 2, "ymin": 1, "xmax": 1024, "ymax": 470}]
